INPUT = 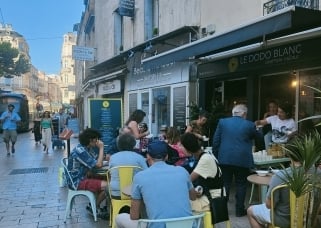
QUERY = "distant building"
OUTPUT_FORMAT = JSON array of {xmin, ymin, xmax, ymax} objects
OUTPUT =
[{"xmin": 60, "ymin": 33, "xmax": 76, "ymax": 106}]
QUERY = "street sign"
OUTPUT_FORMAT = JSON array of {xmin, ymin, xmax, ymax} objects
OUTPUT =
[{"xmin": 72, "ymin": 46, "xmax": 95, "ymax": 61}]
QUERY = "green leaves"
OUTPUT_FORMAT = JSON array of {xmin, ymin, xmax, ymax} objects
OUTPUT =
[
  {"xmin": 280, "ymin": 131, "xmax": 321, "ymax": 197},
  {"xmin": 0, "ymin": 42, "xmax": 30, "ymax": 77},
  {"xmin": 283, "ymin": 131, "xmax": 321, "ymax": 172}
]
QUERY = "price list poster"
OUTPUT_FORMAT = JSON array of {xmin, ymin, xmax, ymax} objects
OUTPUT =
[{"xmin": 88, "ymin": 98, "xmax": 123, "ymax": 153}]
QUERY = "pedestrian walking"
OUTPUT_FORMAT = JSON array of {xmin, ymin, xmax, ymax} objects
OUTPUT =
[
  {"xmin": 40, "ymin": 111, "xmax": 54, "ymax": 153},
  {"xmin": 0, "ymin": 104, "xmax": 21, "ymax": 156},
  {"xmin": 53, "ymin": 108, "xmax": 67, "ymax": 133}
]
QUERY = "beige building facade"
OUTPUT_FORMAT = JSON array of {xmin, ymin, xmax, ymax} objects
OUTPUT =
[{"xmin": 75, "ymin": 0, "xmax": 321, "ymax": 138}]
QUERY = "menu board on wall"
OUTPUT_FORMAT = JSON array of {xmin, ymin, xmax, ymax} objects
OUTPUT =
[
  {"xmin": 173, "ymin": 86, "xmax": 186, "ymax": 129},
  {"xmin": 89, "ymin": 99, "xmax": 123, "ymax": 153}
]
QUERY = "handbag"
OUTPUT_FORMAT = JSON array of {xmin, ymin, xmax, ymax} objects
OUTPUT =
[
  {"xmin": 205, "ymin": 187, "xmax": 229, "ymax": 224},
  {"xmin": 59, "ymin": 128, "xmax": 73, "ymax": 140}
]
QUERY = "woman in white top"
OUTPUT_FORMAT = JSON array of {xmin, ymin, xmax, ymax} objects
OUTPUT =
[{"xmin": 256, "ymin": 102, "xmax": 297, "ymax": 144}]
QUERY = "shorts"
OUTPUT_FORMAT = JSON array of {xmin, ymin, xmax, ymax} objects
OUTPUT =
[
  {"xmin": 3, "ymin": 129, "xmax": 18, "ymax": 143},
  {"xmin": 78, "ymin": 178, "xmax": 102, "ymax": 193},
  {"xmin": 252, "ymin": 203, "xmax": 271, "ymax": 225}
]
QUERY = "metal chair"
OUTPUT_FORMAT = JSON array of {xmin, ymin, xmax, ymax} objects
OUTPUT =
[
  {"xmin": 269, "ymin": 184, "xmax": 314, "ymax": 228},
  {"xmin": 106, "ymin": 165, "xmax": 143, "ymax": 228},
  {"xmin": 137, "ymin": 213, "xmax": 205, "ymax": 228},
  {"xmin": 61, "ymin": 157, "xmax": 97, "ymax": 222}
]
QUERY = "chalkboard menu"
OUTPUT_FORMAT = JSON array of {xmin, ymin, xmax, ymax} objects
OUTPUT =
[
  {"xmin": 173, "ymin": 86, "xmax": 186, "ymax": 129},
  {"xmin": 89, "ymin": 99, "xmax": 123, "ymax": 153}
]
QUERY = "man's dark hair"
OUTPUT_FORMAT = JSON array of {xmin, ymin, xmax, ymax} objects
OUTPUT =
[
  {"xmin": 199, "ymin": 110, "xmax": 210, "ymax": 119},
  {"xmin": 79, "ymin": 128, "xmax": 101, "ymax": 146},
  {"xmin": 117, "ymin": 133, "xmax": 136, "ymax": 151},
  {"xmin": 180, "ymin": 132, "xmax": 201, "ymax": 153}
]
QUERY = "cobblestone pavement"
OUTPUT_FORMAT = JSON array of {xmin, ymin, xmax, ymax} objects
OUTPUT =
[{"xmin": 0, "ymin": 131, "xmax": 252, "ymax": 227}]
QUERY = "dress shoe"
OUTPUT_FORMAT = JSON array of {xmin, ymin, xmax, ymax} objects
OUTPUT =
[{"xmin": 236, "ymin": 209, "xmax": 247, "ymax": 217}]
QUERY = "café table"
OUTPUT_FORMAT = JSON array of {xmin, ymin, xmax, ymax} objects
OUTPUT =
[
  {"xmin": 254, "ymin": 157, "xmax": 291, "ymax": 169},
  {"xmin": 247, "ymin": 173, "xmax": 272, "ymax": 204}
]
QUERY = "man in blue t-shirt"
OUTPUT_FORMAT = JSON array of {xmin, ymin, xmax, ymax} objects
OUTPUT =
[
  {"xmin": 115, "ymin": 141, "xmax": 196, "ymax": 228},
  {"xmin": 0, "ymin": 104, "xmax": 21, "ymax": 155},
  {"xmin": 108, "ymin": 133, "xmax": 148, "ymax": 197}
]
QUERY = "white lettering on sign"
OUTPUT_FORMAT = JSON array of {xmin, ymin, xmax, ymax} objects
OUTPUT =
[
  {"xmin": 72, "ymin": 46, "xmax": 95, "ymax": 61},
  {"xmin": 239, "ymin": 44, "xmax": 302, "ymax": 65}
]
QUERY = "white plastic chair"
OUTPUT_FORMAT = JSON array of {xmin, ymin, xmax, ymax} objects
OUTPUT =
[
  {"xmin": 61, "ymin": 157, "xmax": 98, "ymax": 222},
  {"xmin": 137, "ymin": 213, "xmax": 205, "ymax": 228}
]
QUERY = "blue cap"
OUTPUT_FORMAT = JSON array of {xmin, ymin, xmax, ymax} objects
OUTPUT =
[{"xmin": 147, "ymin": 141, "xmax": 168, "ymax": 159}]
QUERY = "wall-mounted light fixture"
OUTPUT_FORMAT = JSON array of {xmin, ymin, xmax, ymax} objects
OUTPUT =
[
  {"xmin": 128, "ymin": 50, "xmax": 134, "ymax": 58},
  {"xmin": 144, "ymin": 42, "xmax": 153, "ymax": 52}
]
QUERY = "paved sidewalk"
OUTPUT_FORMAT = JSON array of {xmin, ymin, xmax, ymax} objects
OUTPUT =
[{"xmin": 0, "ymin": 131, "xmax": 251, "ymax": 227}]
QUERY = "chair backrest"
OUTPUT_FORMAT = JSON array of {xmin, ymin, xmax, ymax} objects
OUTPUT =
[
  {"xmin": 137, "ymin": 213, "xmax": 205, "ymax": 228},
  {"xmin": 270, "ymin": 184, "xmax": 313, "ymax": 228},
  {"xmin": 106, "ymin": 165, "xmax": 143, "ymax": 200},
  {"xmin": 61, "ymin": 157, "xmax": 77, "ymax": 190}
]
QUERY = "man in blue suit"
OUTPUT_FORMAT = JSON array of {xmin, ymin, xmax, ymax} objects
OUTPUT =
[{"xmin": 212, "ymin": 104, "xmax": 261, "ymax": 217}]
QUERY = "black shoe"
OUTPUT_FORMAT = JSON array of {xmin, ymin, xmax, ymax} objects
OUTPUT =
[
  {"xmin": 86, "ymin": 204, "xmax": 109, "ymax": 220},
  {"xmin": 7, "ymin": 152, "xmax": 10, "ymax": 156},
  {"xmin": 11, "ymin": 146, "xmax": 15, "ymax": 154},
  {"xmin": 97, "ymin": 211, "xmax": 109, "ymax": 220},
  {"xmin": 236, "ymin": 209, "xmax": 247, "ymax": 217},
  {"xmin": 43, "ymin": 145, "xmax": 47, "ymax": 151}
]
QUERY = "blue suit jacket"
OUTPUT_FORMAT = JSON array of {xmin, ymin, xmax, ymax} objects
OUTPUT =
[{"xmin": 212, "ymin": 116, "xmax": 261, "ymax": 168}]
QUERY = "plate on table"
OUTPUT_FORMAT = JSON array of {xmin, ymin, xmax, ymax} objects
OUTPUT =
[{"xmin": 256, "ymin": 170, "xmax": 269, "ymax": 176}]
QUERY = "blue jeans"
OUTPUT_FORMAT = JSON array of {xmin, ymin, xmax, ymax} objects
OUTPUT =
[{"xmin": 220, "ymin": 165, "xmax": 250, "ymax": 213}]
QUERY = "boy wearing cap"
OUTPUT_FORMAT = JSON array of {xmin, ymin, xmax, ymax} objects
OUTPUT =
[
  {"xmin": 115, "ymin": 141, "xmax": 196, "ymax": 228},
  {"xmin": 0, "ymin": 104, "xmax": 21, "ymax": 155}
]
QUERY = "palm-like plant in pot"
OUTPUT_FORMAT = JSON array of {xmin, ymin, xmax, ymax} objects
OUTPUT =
[{"xmin": 281, "ymin": 131, "xmax": 321, "ymax": 227}]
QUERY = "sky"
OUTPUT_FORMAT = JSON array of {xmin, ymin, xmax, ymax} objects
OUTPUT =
[{"xmin": 0, "ymin": 0, "xmax": 84, "ymax": 75}]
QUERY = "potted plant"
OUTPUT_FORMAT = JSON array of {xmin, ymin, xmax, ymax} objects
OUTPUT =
[
  {"xmin": 153, "ymin": 27, "xmax": 159, "ymax": 37},
  {"xmin": 281, "ymin": 131, "xmax": 321, "ymax": 227}
]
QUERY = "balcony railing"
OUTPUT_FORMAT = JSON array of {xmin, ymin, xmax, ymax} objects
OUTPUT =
[{"xmin": 263, "ymin": 0, "xmax": 319, "ymax": 15}]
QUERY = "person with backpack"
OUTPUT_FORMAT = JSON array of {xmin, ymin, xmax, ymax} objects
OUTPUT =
[{"xmin": 180, "ymin": 132, "xmax": 227, "ymax": 219}]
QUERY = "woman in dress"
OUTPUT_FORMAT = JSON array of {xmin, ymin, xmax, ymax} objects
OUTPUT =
[{"xmin": 40, "ymin": 111, "xmax": 54, "ymax": 153}]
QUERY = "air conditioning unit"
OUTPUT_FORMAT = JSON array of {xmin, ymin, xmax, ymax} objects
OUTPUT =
[
  {"xmin": 206, "ymin": 24, "xmax": 216, "ymax": 35},
  {"xmin": 201, "ymin": 24, "xmax": 216, "ymax": 37}
]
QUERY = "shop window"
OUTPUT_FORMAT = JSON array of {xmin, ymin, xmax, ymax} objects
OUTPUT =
[
  {"xmin": 298, "ymin": 69, "xmax": 321, "ymax": 133},
  {"xmin": 128, "ymin": 93, "xmax": 137, "ymax": 115},
  {"xmin": 151, "ymin": 87, "xmax": 170, "ymax": 134}
]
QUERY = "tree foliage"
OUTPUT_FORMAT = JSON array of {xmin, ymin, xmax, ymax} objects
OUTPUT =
[{"xmin": 0, "ymin": 42, "xmax": 30, "ymax": 77}]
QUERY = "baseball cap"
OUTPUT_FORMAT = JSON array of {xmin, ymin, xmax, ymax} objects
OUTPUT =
[
  {"xmin": 8, "ymin": 104, "xmax": 15, "ymax": 108},
  {"xmin": 147, "ymin": 141, "xmax": 168, "ymax": 159}
]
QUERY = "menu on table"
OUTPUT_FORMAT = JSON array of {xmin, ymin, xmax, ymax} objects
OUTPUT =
[{"xmin": 89, "ymin": 99, "xmax": 123, "ymax": 153}]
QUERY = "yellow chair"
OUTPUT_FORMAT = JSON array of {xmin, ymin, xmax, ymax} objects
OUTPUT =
[
  {"xmin": 203, "ymin": 211, "xmax": 231, "ymax": 228},
  {"xmin": 106, "ymin": 165, "xmax": 143, "ymax": 228},
  {"xmin": 269, "ymin": 184, "xmax": 314, "ymax": 228}
]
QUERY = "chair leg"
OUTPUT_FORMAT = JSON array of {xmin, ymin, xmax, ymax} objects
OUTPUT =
[
  {"xmin": 88, "ymin": 197, "xmax": 97, "ymax": 222},
  {"xmin": 64, "ymin": 192, "xmax": 73, "ymax": 223},
  {"xmin": 204, "ymin": 211, "xmax": 213, "ymax": 228}
]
